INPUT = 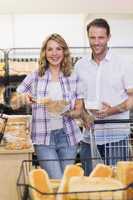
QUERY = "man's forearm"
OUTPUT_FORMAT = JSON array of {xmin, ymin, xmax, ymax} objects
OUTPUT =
[
  {"xmin": 111, "ymin": 92, "xmax": 133, "ymax": 115},
  {"xmin": 108, "ymin": 100, "xmax": 128, "ymax": 115}
]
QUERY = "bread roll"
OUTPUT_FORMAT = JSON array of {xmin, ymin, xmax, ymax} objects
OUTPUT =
[
  {"xmin": 7, "ymin": 115, "xmax": 29, "ymax": 124},
  {"xmin": 36, "ymin": 98, "xmax": 69, "ymax": 114},
  {"xmin": 47, "ymin": 100, "xmax": 69, "ymax": 114},
  {"xmin": 5, "ymin": 125, "xmax": 27, "ymax": 132},
  {"xmin": 36, "ymin": 97, "xmax": 52, "ymax": 105}
]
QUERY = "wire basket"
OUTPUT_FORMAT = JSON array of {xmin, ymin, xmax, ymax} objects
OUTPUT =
[
  {"xmin": 85, "ymin": 119, "xmax": 133, "ymax": 167},
  {"xmin": 17, "ymin": 119, "xmax": 133, "ymax": 200},
  {"xmin": 17, "ymin": 159, "xmax": 133, "ymax": 200}
]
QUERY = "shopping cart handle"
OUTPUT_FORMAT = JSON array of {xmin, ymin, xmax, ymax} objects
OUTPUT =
[{"xmin": 94, "ymin": 119, "xmax": 133, "ymax": 124}]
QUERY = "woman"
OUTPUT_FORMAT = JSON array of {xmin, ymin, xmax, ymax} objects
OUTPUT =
[{"xmin": 12, "ymin": 33, "xmax": 84, "ymax": 179}]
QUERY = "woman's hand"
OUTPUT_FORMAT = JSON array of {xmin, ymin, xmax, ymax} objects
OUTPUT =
[
  {"xmin": 27, "ymin": 95, "xmax": 37, "ymax": 104},
  {"xmin": 10, "ymin": 92, "xmax": 33, "ymax": 110},
  {"xmin": 10, "ymin": 92, "xmax": 26, "ymax": 110},
  {"xmin": 63, "ymin": 99, "xmax": 84, "ymax": 118},
  {"xmin": 81, "ymin": 109, "xmax": 95, "ymax": 128},
  {"xmin": 61, "ymin": 109, "xmax": 81, "ymax": 118},
  {"xmin": 61, "ymin": 99, "xmax": 83, "ymax": 119}
]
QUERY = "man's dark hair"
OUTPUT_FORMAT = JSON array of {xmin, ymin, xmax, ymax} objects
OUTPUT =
[{"xmin": 87, "ymin": 18, "xmax": 110, "ymax": 36}]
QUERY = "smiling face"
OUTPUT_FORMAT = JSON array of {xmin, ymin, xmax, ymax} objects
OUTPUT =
[
  {"xmin": 45, "ymin": 39, "xmax": 64, "ymax": 68},
  {"xmin": 88, "ymin": 26, "xmax": 110, "ymax": 58}
]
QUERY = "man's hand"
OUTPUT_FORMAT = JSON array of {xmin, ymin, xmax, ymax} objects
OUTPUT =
[{"xmin": 95, "ymin": 102, "xmax": 112, "ymax": 119}]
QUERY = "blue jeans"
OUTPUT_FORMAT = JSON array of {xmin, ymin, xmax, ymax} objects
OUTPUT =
[
  {"xmin": 80, "ymin": 139, "xmax": 129, "ymax": 176},
  {"xmin": 34, "ymin": 129, "xmax": 77, "ymax": 179}
]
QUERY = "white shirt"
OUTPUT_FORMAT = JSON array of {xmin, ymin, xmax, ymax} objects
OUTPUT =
[
  {"xmin": 47, "ymin": 81, "xmax": 63, "ymax": 130},
  {"xmin": 75, "ymin": 49, "xmax": 133, "ymax": 144}
]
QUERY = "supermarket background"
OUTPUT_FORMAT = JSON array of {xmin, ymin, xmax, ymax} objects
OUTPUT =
[{"xmin": 0, "ymin": 0, "xmax": 133, "ymax": 200}]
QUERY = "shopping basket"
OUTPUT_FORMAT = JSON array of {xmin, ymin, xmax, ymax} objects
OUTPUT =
[
  {"xmin": 17, "ymin": 119, "xmax": 133, "ymax": 200},
  {"xmin": 17, "ymin": 159, "xmax": 133, "ymax": 200}
]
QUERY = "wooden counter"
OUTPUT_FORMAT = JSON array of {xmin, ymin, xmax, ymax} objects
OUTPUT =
[{"xmin": 0, "ymin": 146, "xmax": 33, "ymax": 200}]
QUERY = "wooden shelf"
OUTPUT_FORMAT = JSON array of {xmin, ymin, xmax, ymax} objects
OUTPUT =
[
  {"xmin": 0, "ymin": 146, "xmax": 34, "ymax": 200},
  {"xmin": 0, "ymin": 146, "xmax": 34, "ymax": 154}
]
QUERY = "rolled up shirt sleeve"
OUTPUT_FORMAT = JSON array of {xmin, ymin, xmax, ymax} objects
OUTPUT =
[
  {"xmin": 123, "ymin": 61, "xmax": 133, "ymax": 92},
  {"xmin": 76, "ymin": 75, "xmax": 85, "ymax": 99},
  {"xmin": 71, "ymin": 70, "xmax": 85, "ymax": 100},
  {"xmin": 17, "ymin": 73, "xmax": 34, "ymax": 95}
]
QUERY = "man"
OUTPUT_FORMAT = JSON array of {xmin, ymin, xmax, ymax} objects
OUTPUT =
[{"xmin": 75, "ymin": 18, "xmax": 133, "ymax": 175}]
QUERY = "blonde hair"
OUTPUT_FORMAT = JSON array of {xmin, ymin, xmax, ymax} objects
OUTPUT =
[{"xmin": 38, "ymin": 33, "xmax": 72, "ymax": 77}]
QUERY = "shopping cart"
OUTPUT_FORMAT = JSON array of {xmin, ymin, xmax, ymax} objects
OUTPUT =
[
  {"xmin": 17, "ymin": 159, "xmax": 133, "ymax": 200},
  {"xmin": 17, "ymin": 119, "xmax": 133, "ymax": 200},
  {"xmin": 89, "ymin": 119, "xmax": 133, "ymax": 168}
]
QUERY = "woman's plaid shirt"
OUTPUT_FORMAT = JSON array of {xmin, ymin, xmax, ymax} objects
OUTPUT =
[{"xmin": 17, "ymin": 70, "xmax": 84, "ymax": 145}]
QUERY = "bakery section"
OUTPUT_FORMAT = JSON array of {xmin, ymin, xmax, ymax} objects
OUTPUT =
[
  {"xmin": 0, "ymin": 47, "xmax": 133, "ymax": 200},
  {"xmin": 0, "ymin": 114, "xmax": 33, "ymax": 200},
  {"xmin": 4, "ymin": 115, "xmax": 32, "ymax": 150},
  {"xmin": 0, "ymin": 49, "xmax": 36, "ymax": 200}
]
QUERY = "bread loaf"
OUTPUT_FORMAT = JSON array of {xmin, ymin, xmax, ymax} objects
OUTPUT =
[
  {"xmin": 116, "ymin": 161, "xmax": 133, "ymax": 200},
  {"xmin": 29, "ymin": 168, "xmax": 55, "ymax": 200},
  {"xmin": 57, "ymin": 164, "xmax": 84, "ymax": 200},
  {"xmin": 68, "ymin": 177, "xmax": 126, "ymax": 200},
  {"xmin": 89, "ymin": 163, "xmax": 113, "ymax": 178}
]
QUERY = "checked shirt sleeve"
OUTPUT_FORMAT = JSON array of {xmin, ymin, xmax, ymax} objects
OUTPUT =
[{"xmin": 17, "ymin": 72, "xmax": 34, "ymax": 95}]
